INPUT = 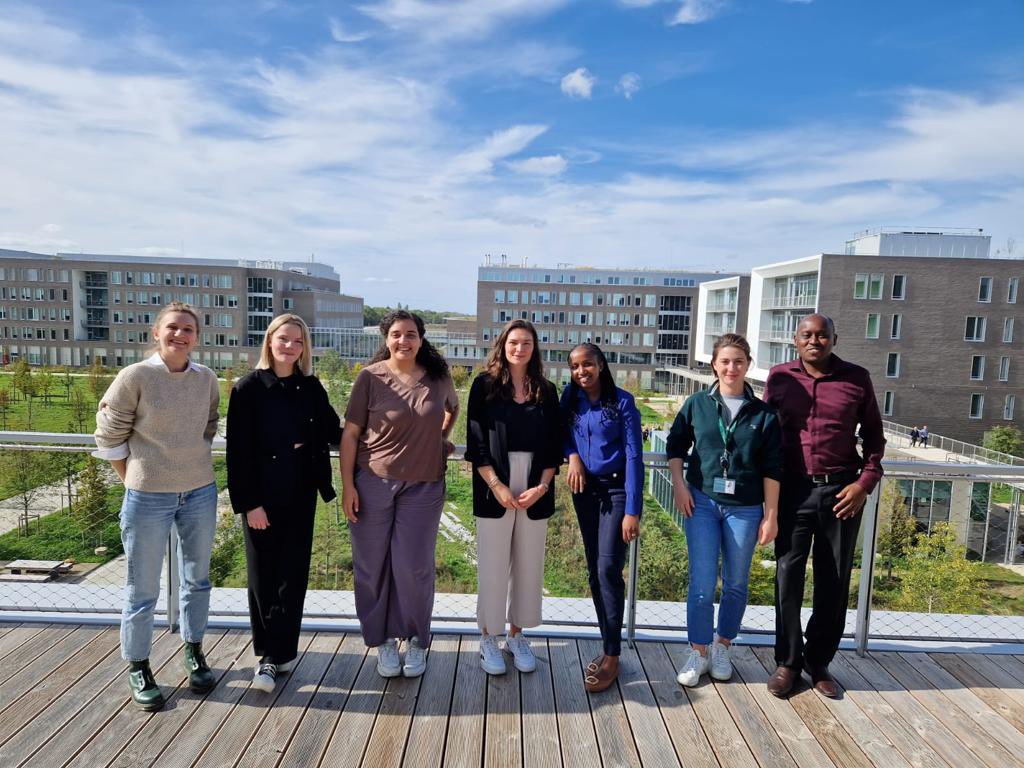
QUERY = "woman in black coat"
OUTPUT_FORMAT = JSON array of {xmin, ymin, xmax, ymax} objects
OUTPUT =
[{"xmin": 226, "ymin": 314, "xmax": 340, "ymax": 694}]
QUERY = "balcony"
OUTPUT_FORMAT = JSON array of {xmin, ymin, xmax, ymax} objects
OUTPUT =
[
  {"xmin": 760, "ymin": 293, "xmax": 817, "ymax": 310},
  {"xmin": 704, "ymin": 300, "xmax": 737, "ymax": 313},
  {"xmin": 759, "ymin": 329, "xmax": 796, "ymax": 342},
  {"xmin": 0, "ymin": 432, "xmax": 1021, "ymax": 767}
]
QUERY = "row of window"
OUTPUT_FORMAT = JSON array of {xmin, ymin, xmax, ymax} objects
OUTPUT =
[
  {"xmin": 492, "ymin": 309, "xmax": 660, "ymax": 327},
  {"xmin": 880, "ymin": 390, "xmax": 1016, "ymax": 421},
  {"xmin": 969, "ymin": 355, "xmax": 1012, "ymax": 382},
  {"xmin": 480, "ymin": 270, "xmax": 697, "ymax": 287},
  {"xmin": 478, "ymin": 325, "xmax": 664, "ymax": 348},
  {"xmin": 855, "ymin": 273, "xmax": 1021, "ymax": 304},
  {"xmin": 964, "ymin": 315, "xmax": 1016, "ymax": 343},
  {"xmin": 0, "ymin": 268, "xmax": 71, "ymax": 282},
  {"xmin": 0, "ymin": 287, "xmax": 69, "ymax": 302},
  {"xmin": 493, "ymin": 290, "xmax": 662, "ymax": 309},
  {"xmin": 106, "ymin": 291, "xmax": 239, "ymax": 308},
  {"xmin": 0, "ymin": 307, "xmax": 73, "ymax": 322},
  {"xmin": 110, "ymin": 271, "xmax": 235, "ymax": 289}
]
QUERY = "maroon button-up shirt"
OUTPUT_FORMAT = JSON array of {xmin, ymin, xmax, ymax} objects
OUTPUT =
[{"xmin": 763, "ymin": 354, "xmax": 886, "ymax": 493}]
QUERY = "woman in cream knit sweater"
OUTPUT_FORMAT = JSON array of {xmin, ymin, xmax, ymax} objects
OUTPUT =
[{"xmin": 93, "ymin": 301, "xmax": 220, "ymax": 711}]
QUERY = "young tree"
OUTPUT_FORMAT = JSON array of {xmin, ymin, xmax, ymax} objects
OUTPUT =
[
  {"xmin": 36, "ymin": 368, "xmax": 55, "ymax": 404},
  {"xmin": 223, "ymin": 367, "xmax": 235, "ymax": 395},
  {"xmin": 86, "ymin": 360, "xmax": 109, "ymax": 403},
  {"xmin": 0, "ymin": 389, "xmax": 10, "ymax": 430},
  {"xmin": 449, "ymin": 364, "xmax": 469, "ymax": 390},
  {"xmin": 876, "ymin": 481, "xmax": 917, "ymax": 580},
  {"xmin": 0, "ymin": 449, "xmax": 49, "ymax": 536},
  {"xmin": 984, "ymin": 425, "xmax": 1024, "ymax": 459},
  {"xmin": 68, "ymin": 387, "xmax": 91, "ymax": 433},
  {"xmin": 317, "ymin": 348, "xmax": 343, "ymax": 381},
  {"xmin": 895, "ymin": 523, "xmax": 983, "ymax": 614},
  {"xmin": 75, "ymin": 455, "xmax": 111, "ymax": 546},
  {"xmin": 11, "ymin": 359, "xmax": 33, "ymax": 402}
]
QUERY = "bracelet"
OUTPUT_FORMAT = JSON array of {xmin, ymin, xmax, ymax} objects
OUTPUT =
[
  {"xmin": 538, "ymin": 481, "xmax": 549, "ymax": 492},
  {"xmin": 487, "ymin": 476, "xmax": 500, "ymax": 488}
]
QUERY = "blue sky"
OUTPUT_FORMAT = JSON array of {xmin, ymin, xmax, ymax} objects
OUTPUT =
[{"xmin": 1, "ymin": 0, "xmax": 1022, "ymax": 311}]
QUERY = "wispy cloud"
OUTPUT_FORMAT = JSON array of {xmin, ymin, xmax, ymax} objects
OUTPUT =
[
  {"xmin": 561, "ymin": 67, "xmax": 595, "ymax": 99},
  {"xmin": 616, "ymin": 72, "xmax": 641, "ymax": 99},
  {"xmin": 507, "ymin": 154, "xmax": 568, "ymax": 176},
  {"xmin": 671, "ymin": 0, "xmax": 728, "ymax": 25},
  {"xmin": 328, "ymin": 17, "xmax": 372, "ymax": 43},
  {"xmin": 357, "ymin": 0, "xmax": 572, "ymax": 42}
]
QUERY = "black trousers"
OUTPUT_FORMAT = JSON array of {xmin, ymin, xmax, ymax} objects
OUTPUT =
[
  {"xmin": 243, "ymin": 485, "xmax": 318, "ymax": 665},
  {"xmin": 572, "ymin": 475, "xmax": 628, "ymax": 657},
  {"xmin": 774, "ymin": 478, "xmax": 862, "ymax": 670}
]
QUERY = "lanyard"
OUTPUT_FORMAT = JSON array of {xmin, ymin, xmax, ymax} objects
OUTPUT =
[{"xmin": 717, "ymin": 401, "xmax": 740, "ymax": 478}]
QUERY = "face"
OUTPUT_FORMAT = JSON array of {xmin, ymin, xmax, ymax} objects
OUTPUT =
[
  {"xmin": 504, "ymin": 328, "xmax": 535, "ymax": 368},
  {"xmin": 569, "ymin": 348, "xmax": 602, "ymax": 391},
  {"xmin": 385, "ymin": 319, "xmax": 422, "ymax": 361},
  {"xmin": 712, "ymin": 345, "xmax": 749, "ymax": 386},
  {"xmin": 793, "ymin": 316, "xmax": 836, "ymax": 364},
  {"xmin": 270, "ymin": 322, "xmax": 304, "ymax": 369},
  {"xmin": 155, "ymin": 311, "xmax": 197, "ymax": 358}
]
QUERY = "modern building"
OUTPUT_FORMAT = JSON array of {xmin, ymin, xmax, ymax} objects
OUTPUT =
[
  {"xmin": 691, "ymin": 229, "xmax": 1022, "ymax": 442},
  {"xmin": 0, "ymin": 249, "xmax": 364, "ymax": 369},
  {"xmin": 454, "ymin": 258, "xmax": 735, "ymax": 389}
]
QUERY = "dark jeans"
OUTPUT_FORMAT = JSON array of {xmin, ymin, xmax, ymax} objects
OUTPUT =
[
  {"xmin": 243, "ymin": 484, "xmax": 318, "ymax": 665},
  {"xmin": 572, "ymin": 475, "xmax": 628, "ymax": 656},
  {"xmin": 774, "ymin": 478, "xmax": 862, "ymax": 670}
]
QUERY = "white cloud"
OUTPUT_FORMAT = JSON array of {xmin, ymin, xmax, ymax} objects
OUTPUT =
[
  {"xmin": 328, "ymin": 17, "xmax": 372, "ymax": 43},
  {"xmin": 507, "ymin": 154, "xmax": 568, "ymax": 176},
  {"xmin": 616, "ymin": 73, "xmax": 641, "ymax": 99},
  {"xmin": 561, "ymin": 67, "xmax": 596, "ymax": 99},
  {"xmin": 357, "ymin": 0, "xmax": 571, "ymax": 42},
  {"xmin": 671, "ymin": 0, "xmax": 727, "ymax": 25}
]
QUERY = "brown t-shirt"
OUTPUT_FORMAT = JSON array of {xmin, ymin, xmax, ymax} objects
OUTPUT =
[{"xmin": 345, "ymin": 361, "xmax": 459, "ymax": 482}]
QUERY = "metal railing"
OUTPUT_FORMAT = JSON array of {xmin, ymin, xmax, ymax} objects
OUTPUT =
[
  {"xmin": 1, "ymin": 432, "xmax": 1023, "ymax": 655},
  {"xmin": 882, "ymin": 419, "xmax": 1024, "ymax": 466},
  {"xmin": 760, "ymin": 294, "xmax": 818, "ymax": 310},
  {"xmin": 759, "ymin": 329, "xmax": 795, "ymax": 342}
]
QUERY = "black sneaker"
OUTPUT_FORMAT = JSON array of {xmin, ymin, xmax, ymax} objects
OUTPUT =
[
  {"xmin": 128, "ymin": 660, "xmax": 165, "ymax": 711},
  {"xmin": 252, "ymin": 661, "xmax": 277, "ymax": 693},
  {"xmin": 183, "ymin": 642, "xmax": 216, "ymax": 693}
]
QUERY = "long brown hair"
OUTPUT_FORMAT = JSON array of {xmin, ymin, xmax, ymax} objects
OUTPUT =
[{"xmin": 484, "ymin": 319, "xmax": 546, "ymax": 403}]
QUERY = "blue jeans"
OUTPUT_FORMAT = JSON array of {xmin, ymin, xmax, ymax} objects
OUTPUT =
[
  {"xmin": 684, "ymin": 485, "xmax": 763, "ymax": 646},
  {"xmin": 119, "ymin": 482, "xmax": 218, "ymax": 661}
]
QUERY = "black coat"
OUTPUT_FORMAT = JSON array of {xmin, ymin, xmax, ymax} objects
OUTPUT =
[
  {"xmin": 464, "ymin": 373, "xmax": 563, "ymax": 520},
  {"xmin": 226, "ymin": 368, "xmax": 341, "ymax": 515}
]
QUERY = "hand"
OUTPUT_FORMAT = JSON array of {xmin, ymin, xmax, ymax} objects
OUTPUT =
[
  {"xmin": 673, "ymin": 481, "xmax": 694, "ymax": 518},
  {"xmin": 492, "ymin": 483, "xmax": 519, "ymax": 512},
  {"xmin": 566, "ymin": 454, "xmax": 586, "ymax": 494},
  {"xmin": 833, "ymin": 482, "xmax": 867, "ymax": 519},
  {"xmin": 246, "ymin": 506, "xmax": 270, "ymax": 530},
  {"xmin": 758, "ymin": 515, "xmax": 778, "ymax": 546},
  {"xmin": 516, "ymin": 485, "xmax": 546, "ymax": 510},
  {"xmin": 443, "ymin": 439, "xmax": 456, "ymax": 458},
  {"xmin": 622, "ymin": 515, "xmax": 640, "ymax": 544},
  {"xmin": 342, "ymin": 485, "xmax": 360, "ymax": 523}
]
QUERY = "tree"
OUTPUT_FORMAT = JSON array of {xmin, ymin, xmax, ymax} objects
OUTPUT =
[
  {"xmin": 0, "ymin": 389, "xmax": 9, "ymax": 430},
  {"xmin": 75, "ymin": 456, "xmax": 111, "ymax": 546},
  {"xmin": 11, "ymin": 359, "xmax": 34, "ymax": 402},
  {"xmin": 449, "ymin": 364, "xmax": 470, "ymax": 390},
  {"xmin": 68, "ymin": 387, "xmax": 91, "ymax": 433},
  {"xmin": 36, "ymin": 368, "xmax": 55, "ymax": 404},
  {"xmin": 984, "ymin": 425, "xmax": 1024, "ymax": 459},
  {"xmin": 894, "ymin": 523, "xmax": 983, "ymax": 614},
  {"xmin": 876, "ymin": 482, "xmax": 917, "ymax": 580},
  {"xmin": 223, "ymin": 367, "xmax": 235, "ymax": 395},
  {"xmin": 317, "ymin": 349, "xmax": 343, "ymax": 381},
  {"xmin": 87, "ymin": 360, "xmax": 110, "ymax": 403},
  {"xmin": 0, "ymin": 449, "xmax": 49, "ymax": 535},
  {"xmin": 230, "ymin": 357, "xmax": 253, "ymax": 381}
]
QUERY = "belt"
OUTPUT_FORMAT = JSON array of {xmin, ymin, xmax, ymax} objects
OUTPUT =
[{"xmin": 804, "ymin": 470, "xmax": 860, "ymax": 486}]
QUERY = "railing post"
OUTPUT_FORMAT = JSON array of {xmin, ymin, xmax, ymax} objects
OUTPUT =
[
  {"xmin": 854, "ymin": 483, "xmax": 882, "ymax": 656},
  {"xmin": 166, "ymin": 527, "xmax": 180, "ymax": 634},
  {"xmin": 625, "ymin": 536, "xmax": 640, "ymax": 649}
]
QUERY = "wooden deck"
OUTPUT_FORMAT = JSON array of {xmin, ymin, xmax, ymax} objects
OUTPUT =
[{"xmin": 0, "ymin": 623, "xmax": 1022, "ymax": 768}]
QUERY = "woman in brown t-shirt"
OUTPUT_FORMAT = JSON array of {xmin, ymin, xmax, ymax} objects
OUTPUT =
[{"xmin": 341, "ymin": 310, "xmax": 459, "ymax": 679}]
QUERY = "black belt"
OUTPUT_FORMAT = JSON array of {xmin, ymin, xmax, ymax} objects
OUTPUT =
[
  {"xmin": 587, "ymin": 470, "xmax": 626, "ymax": 488},
  {"xmin": 802, "ymin": 470, "xmax": 860, "ymax": 487}
]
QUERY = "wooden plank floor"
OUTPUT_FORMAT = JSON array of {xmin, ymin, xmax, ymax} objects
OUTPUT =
[{"xmin": 0, "ymin": 623, "xmax": 1022, "ymax": 768}]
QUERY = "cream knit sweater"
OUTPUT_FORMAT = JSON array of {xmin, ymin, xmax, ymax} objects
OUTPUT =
[{"xmin": 94, "ymin": 359, "xmax": 220, "ymax": 492}]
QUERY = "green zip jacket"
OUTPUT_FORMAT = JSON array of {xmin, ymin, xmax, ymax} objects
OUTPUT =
[{"xmin": 666, "ymin": 382, "xmax": 784, "ymax": 505}]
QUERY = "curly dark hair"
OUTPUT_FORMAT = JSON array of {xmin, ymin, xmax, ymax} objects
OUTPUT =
[
  {"xmin": 565, "ymin": 343, "xmax": 619, "ymax": 423},
  {"xmin": 484, "ymin": 319, "xmax": 547, "ymax": 403},
  {"xmin": 369, "ymin": 309, "xmax": 450, "ymax": 380}
]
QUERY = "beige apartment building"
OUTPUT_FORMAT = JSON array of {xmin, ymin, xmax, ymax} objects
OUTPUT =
[{"xmin": 0, "ymin": 249, "xmax": 363, "ymax": 370}]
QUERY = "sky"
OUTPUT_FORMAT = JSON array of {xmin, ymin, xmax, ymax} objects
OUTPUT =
[{"xmin": 1, "ymin": 0, "xmax": 1022, "ymax": 312}]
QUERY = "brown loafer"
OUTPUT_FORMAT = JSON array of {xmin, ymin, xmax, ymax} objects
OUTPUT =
[
  {"xmin": 804, "ymin": 664, "xmax": 840, "ymax": 698},
  {"xmin": 767, "ymin": 665, "xmax": 799, "ymax": 698},
  {"xmin": 584, "ymin": 661, "xmax": 619, "ymax": 693}
]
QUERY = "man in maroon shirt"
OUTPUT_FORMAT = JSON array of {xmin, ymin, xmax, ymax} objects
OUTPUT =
[{"xmin": 763, "ymin": 314, "xmax": 885, "ymax": 698}]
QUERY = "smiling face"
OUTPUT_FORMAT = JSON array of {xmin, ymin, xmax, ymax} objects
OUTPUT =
[
  {"xmin": 385, "ymin": 319, "xmax": 422, "ymax": 362},
  {"xmin": 504, "ymin": 328, "xmax": 535, "ymax": 369},
  {"xmin": 155, "ymin": 311, "xmax": 198, "ymax": 361},
  {"xmin": 794, "ymin": 314, "xmax": 837, "ymax": 365},
  {"xmin": 712, "ymin": 345, "xmax": 749, "ymax": 387},
  {"xmin": 569, "ymin": 347, "xmax": 602, "ymax": 394},
  {"xmin": 270, "ymin": 322, "xmax": 304, "ymax": 371}
]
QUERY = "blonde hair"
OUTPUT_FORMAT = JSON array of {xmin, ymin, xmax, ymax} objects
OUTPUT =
[
  {"xmin": 257, "ymin": 314, "xmax": 313, "ymax": 375},
  {"xmin": 148, "ymin": 301, "xmax": 201, "ymax": 355}
]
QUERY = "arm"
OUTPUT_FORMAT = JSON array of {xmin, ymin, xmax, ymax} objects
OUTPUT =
[
  {"xmin": 464, "ymin": 376, "xmax": 492, "ymax": 467},
  {"xmin": 92, "ymin": 370, "xmax": 136, "ymax": 481},
  {"xmin": 340, "ymin": 420, "xmax": 363, "ymax": 522},
  {"xmin": 226, "ymin": 382, "xmax": 262, "ymax": 517},
  {"xmin": 759, "ymin": 478, "xmax": 780, "ymax": 545},
  {"xmin": 204, "ymin": 373, "xmax": 220, "ymax": 444},
  {"xmin": 621, "ymin": 394, "xmax": 645, "ymax": 518},
  {"xmin": 666, "ymin": 404, "xmax": 694, "ymax": 517},
  {"xmin": 835, "ymin": 373, "xmax": 887, "ymax": 518},
  {"xmin": 560, "ymin": 385, "xmax": 586, "ymax": 493}
]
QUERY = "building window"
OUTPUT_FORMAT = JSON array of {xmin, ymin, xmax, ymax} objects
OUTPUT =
[
  {"xmin": 886, "ymin": 352, "xmax": 900, "ymax": 378},
  {"xmin": 969, "ymin": 393, "xmax": 984, "ymax": 419},
  {"xmin": 965, "ymin": 316, "xmax": 986, "ymax": 342},
  {"xmin": 494, "ymin": 290, "xmax": 505, "ymax": 303},
  {"xmin": 978, "ymin": 277, "xmax": 993, "ymax": 303},
  {"xmin": 282, "ymin": 298, "xmax": 293, "ymax": 310},
  {"xmin": 869, "ymin": 274, "xmax": 883, "ymax": 299},
  {"xmin": 865, "ymin": 313, "xmax": 880, "ymax": 339},
  {"xmin": 890, "ymin": 314, "xmax": 902, "ymax": 339},
  {"xmin": 1004, "ymin": 317, "xmax": 1014, "ymax": 343},
  {"xmin": 891, "ymin": 274, "xmax": 906, "ymax": 300},
  {"xmin": 882, "ymin": 391, "xmax": 895, "ymax": 416},
  {"xmin": 1009, "ymin": 277, "xmax": 1019, "ymax": 304},
  {"xmin": 1005, "ymin": 395, "xmax": 1016, "ymax": 420},
  {"xmin": 970, "ymin": 355, "xmax": 985, "ymax": 380},
  {"xmin": 999, "ymin": 356, "xmax": 1010, "ymax": 381}
]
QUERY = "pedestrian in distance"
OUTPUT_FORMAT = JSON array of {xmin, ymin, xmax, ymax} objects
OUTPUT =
[
  {"xmin": 340, "ymin": 310, "xmax": 459, "ymax": 679},
  {"xmin": 93, "ymin": 301, "xmax": 220, "ymax": 711},
  {"xmin": 919, "ymin": 424, "xmax": 929, "ymax": 447},
  {"xmin": 562, "ymin": 343, "xmax": 644, "ymax": 692},
  {"xmin": 667, "ymin": 333, "xmax": 783, "ymax": 687},
  {"xmin": 465, "ymin": 320, "xmax": 562, "ymax": 676},
  {"xmin": 763, "ymin": 314, "xmax": 885, "ymax": 699},
  {"xmin": 226, "ymin": 314, "xmax": 341, "ymax": 694},
  {"xmin": 909, "ymin": 425, "xmax": 919, "ymax": 448}
]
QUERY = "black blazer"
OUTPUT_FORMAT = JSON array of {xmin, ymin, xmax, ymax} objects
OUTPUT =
[
  {"xmin": 464, "ymin": 373, "xmax": 563, "ymax": 520},
  {"xmin": 226, "ymin": 368, "xmax": 341, "ymax": 515}
]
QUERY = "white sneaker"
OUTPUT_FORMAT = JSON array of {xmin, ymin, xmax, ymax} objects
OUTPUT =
[
  {"xmin": 479, "ymin": 634, "xmax": 506, "ymax": 675},
  {"xmin": 709, "ymin": 639, "xmax": 733, "ymax": 681},
  {"xmin": 376, "ymin": 639, "xmax": 401, "ymax": 678},
  {"xmin": 403, "ymin": 636, "xmax": 427, "ymax": 678},
  {"xmin": 504, "ymin": 633, "xmax": 536, "ymax": 673},
  {"xmin": 276, "ymin": 658, "xmax": 296, "ymax": 674},
  {"xmin": 676, "ymin": 648, "xmax": 709, "ymax": 687},
  {"xmin": 252, "ymin": 661, "xmax": 277, "ymax": 693}
]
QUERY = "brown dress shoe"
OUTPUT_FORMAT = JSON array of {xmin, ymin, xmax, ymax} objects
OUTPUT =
[
  {"xmin": 767, "ymin": 665, "xmax": 798, "ymax": 698},
  {"xmin": 804, "ymin": 664, "xmax": 840, "ymax": 698}
]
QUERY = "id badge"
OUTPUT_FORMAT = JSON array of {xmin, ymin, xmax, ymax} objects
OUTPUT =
[{"xmin": 713, "ymin": 477, "xmax": 736, "ymax": 495}]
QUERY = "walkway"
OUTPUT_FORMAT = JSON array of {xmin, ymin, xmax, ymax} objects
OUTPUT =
[{"xmin": 0, "ymin": 622, "xmax": 1022, "ymax": 767}]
